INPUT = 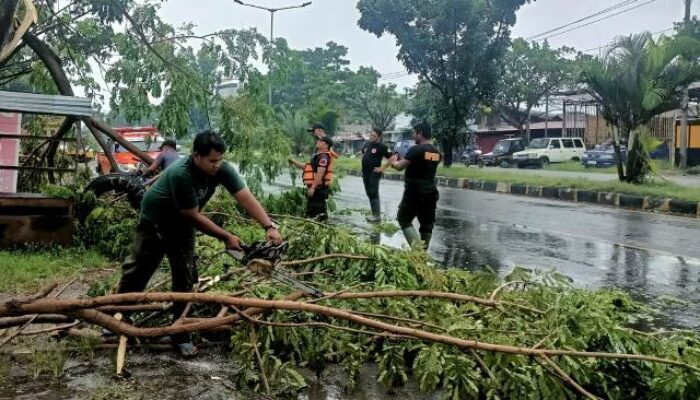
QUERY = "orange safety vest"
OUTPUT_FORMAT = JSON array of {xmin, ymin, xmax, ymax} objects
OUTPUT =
[{"xmin": 302, "ymin": 152, "xmax": 334, "ymax": 187}]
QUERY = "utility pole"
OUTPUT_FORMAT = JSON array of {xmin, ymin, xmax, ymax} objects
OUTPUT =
[
  {"xmin": 233, "ymin": 0, "xmax": 312, "ymax": 106},
  {"xmin": 680, "ymin": 0, "xmax": 692, "ymax": 168}
]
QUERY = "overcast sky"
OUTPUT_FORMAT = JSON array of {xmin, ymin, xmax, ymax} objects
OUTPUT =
[{"xmin": 160, "ymin": 0, "xmax": 699, "ymax": 89}]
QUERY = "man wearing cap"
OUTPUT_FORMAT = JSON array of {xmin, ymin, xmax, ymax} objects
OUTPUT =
[
  {"xmin": 139, "ymin": 139, "xmax": 180, "ymax": 177},
  {"xmin": 390, "ymin": 121, "xmax": 441, "ymax": 249},
  {"xmin": 289, "ymin": 136, "xmax": 335, "ymax": 221},
  {"xmin": 307, "ymin": 122, "xmax": 339, "ymax": 159}
]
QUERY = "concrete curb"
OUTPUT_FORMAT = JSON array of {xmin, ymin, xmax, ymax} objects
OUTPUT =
[{"xmin": 345, "ymin": 170, "xmax": 699, "ymax": 218}]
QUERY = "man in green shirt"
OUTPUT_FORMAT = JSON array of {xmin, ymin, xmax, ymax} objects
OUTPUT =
[{"xmin": 116, "ymin": 130, "xmax": 282, "ymax": 356}]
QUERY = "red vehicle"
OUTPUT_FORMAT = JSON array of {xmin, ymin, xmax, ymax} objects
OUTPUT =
[{"xmin": 96, "ymin": 126, "xmax": 164, "ymax": 175}]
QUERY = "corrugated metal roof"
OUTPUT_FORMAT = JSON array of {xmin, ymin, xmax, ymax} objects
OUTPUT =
[{"xmin": 0, "ymin": 91, "xmax": 93, "ymax": 117}]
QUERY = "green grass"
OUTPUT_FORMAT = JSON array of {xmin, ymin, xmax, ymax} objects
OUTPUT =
[
  {"xmin": 0, "ymin": 248, "xmax": 107, "ymax": 294},
  {"xmin": 544, "ymin": 162, "xmax": 617, "ymax": 174},
  {"xmin": 334, "ymin": 157, "xmax": 700, "ymax": 202}
]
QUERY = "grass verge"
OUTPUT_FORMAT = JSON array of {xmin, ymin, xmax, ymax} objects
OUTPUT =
[
  {"xmin": 334, "ymin": 157, "xmax": 700, "ymax": 202},
  {"xmin": 0, "ymin": 247, "xmax": 107, "ymax": 294}
]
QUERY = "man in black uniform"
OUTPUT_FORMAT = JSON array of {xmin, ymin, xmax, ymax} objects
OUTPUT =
[
  {"xmin": 390, "ymin": 122, "xmax": 441, "ymax": 249},
  {"xmin": 289, "ymin": 136, "xmax": 334, "ymax": 221},
  {"xmin": 361, "ymin": 128, "xmax": 395, "ymax": 223}
]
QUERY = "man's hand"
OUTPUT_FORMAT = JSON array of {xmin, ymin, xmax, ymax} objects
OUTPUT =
[
  {"xmin": 373, "ymin": 167, "xmax": 383, "ymax": 174},
  {"xmin": 224, "ymin": 233, "xmax": 242, "ymax": 250},
  {"xmin": 265, "ymin": 227, "xmax": 283, "ymax": 245},
  {"xmin": 307, "ymin": 186, "xmax": 315, "ymax": 198},
  {"xmin": 287, "ymin": 158, "xmax": 295, "ymax": 166}
]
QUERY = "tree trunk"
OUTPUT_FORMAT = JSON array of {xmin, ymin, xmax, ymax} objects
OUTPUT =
[{"xmin": 613, "ymin": 125, "xmax": 625, "ymax": 182}]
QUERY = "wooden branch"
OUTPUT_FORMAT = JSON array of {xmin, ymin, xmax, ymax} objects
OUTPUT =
[
  {"xmin": 347, "ymin": 310, "xmax": 445, "ymax": 331},
  {"xmin": 489, "ymin": 280, "xmax": 526, "ymax": 301},
  {"xmin": 318, "ymin": 291, "xmax": 543, "ymax": 315},
  {"xmin": 20, "ymin": 321, "xmax": 80, "ymax": 336},
  {"xmin": 89, "ymin": 118, "xmax": 154, "ymax": 165},
  {"xmin": 250, "ymin": 327, "xmax": 271, "ymax": 396},
  {"xmin": 0, "ymin": 0, "xmax": 37, "ymax": 64},
  {"xmin": 0, "ymin": 314, "xmax": 73, "ymax": 329},
  {"xmin": 84, "ymin": 119, "xmax": 118, "ymax": 172},
  {"xmin": 282, "ymin": 254, "xmax": 372, "ymax": 268},
  {"xmin": 469, "ymin": 349, "xmax": 497, "ymax": 382},
  {"xmin": 540, "ymin": 354, "xmax": 601, "ymax": 400},
  {"xmin": 2, "ymin": 292, "xmax": 696, "ymax": 373}
]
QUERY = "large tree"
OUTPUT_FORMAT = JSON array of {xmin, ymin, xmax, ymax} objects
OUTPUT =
[
  {"xmin": 0, "ymin": 0, "xmax": 286, "ymax": 189},
  {"xmin": 494, "ymin": 39, "xmax": 573, "ymax": 139},
  {"xmin": 582, "ymin": 33, "xmax": 700, "ymax": 183},
  {"xmin": 351, "ymin": 82, "xmax": 405, "ymax": 131},
  {"xmin": 357, "ymin": 0, "xmax": 529, "ymax": 166}
]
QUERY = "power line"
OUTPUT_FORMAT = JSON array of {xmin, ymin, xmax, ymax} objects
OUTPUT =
[
  {"xmin": 534, "ymin": 0, "xmax": 665, "ymax": 42},
  {"xmin": 527, "ymin": 0, "xmax": 642, "ymax": 40},
  {"xmin": 581, "ymin": 27, "xmax": 674, "ymax": 54}
]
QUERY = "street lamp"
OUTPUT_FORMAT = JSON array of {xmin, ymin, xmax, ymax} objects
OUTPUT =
[{"xmin": 233, "ymin": 0, "xmax": 312, "ymax": 105}]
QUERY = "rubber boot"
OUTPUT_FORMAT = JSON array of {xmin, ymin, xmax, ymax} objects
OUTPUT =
[
  {"xmin": 366, "ymin": 198, "xmax": 381, "ymax": 223},
  {"xmin": 401, "ymin": 226, "xmax": 421, "ymax": 247},
  {"xmin": 420, "ymin": 232, "xmax": 432, "ymax": 250}
]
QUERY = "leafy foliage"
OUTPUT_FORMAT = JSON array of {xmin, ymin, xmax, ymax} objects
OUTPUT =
[
  {"xmin": 581, "ymin": 32, "xmax": 700, "ymax": 183},
  {"xmin": 358, "ymin": 0, "xmax": 530, "ymax": 165}
]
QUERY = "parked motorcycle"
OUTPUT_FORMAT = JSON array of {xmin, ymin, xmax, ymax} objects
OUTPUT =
[{"xmin": 461, "ymin": 148, "xmax": 482, "ymax": 167}]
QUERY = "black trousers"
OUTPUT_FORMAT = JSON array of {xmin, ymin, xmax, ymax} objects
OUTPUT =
[
  {"xmin": 306, "ymin": 187, "xmax": 329, "ymax": 221},
  {"xmin": 397, "ymin": 189, "xmax": 440, "ymax": 234},
  {"xmin": 362, "ymin": 172, "xmax": 381, "ymax": 201},
  {"xmin": 117, "ymin": 219, "xmax": 197, "ymax": 344}
]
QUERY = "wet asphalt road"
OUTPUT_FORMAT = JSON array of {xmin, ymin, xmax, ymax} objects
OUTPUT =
[{"xmin": 272, "ymin": 174, "xmax": 700, "ymax": 328}]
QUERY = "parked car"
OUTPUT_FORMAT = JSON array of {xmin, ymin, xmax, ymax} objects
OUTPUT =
[
  {"xmin": 479, "ymin": 138, "xmax": 527, "ymax": 167},
  {"xmin": 581, "ymin": 143, "xmax": 627, "ymax": 168},
  {"xmin": 649, "ymin": 142, "xmax": 669, "ymax": 160},
  {"xmin": 513, "ymin": 137, "xmax": 586, "ymax": 168},
  {"xmin": 393, "ymin": 140, "xmax": 413, "ymax": 158},
  {"xmin": 461, "ymin": 146, "xmax": 482, "ymax": 167}
]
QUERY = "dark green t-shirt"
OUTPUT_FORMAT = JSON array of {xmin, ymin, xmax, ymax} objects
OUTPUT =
[{"xmin": 140, "ymin": 155, "xmax": 246, "ymax": 227}]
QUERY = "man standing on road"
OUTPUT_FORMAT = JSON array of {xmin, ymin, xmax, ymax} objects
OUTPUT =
[
  {"xmin": 390, "ymin": 122, "xmax": 441, "ymax": 249},
  {"xmin": 138, "ymin": 139, "xmax": 180, "ymax": 177},
  {"xmin": 361, "ymin": 128, "xmax": 395, "ymax": 223},
  {"xmin": 289, "ymin": 136, "xmax": 334, "ymax": 221},
  {"xmin": 116, "ymin": 130, "xmax": 282, "ymax": 356}
]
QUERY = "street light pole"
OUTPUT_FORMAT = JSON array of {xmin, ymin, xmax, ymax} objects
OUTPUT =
[
  {"xmin": 233, "ymin": 0, "xmax": 312, "ymax": 106},
  {"xmin": 679, "ymin": 0, "xmax": 692, "ymax": 168}
]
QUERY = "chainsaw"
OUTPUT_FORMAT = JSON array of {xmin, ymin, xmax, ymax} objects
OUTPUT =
[{"xmin": 226, "ymin": 241, "xmax": 324, "ymax": 298}]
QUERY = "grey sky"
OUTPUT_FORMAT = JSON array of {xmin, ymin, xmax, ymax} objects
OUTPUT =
[{"xmin": 160, "ymin": 0, "xmax": 699, "ymax": 89}]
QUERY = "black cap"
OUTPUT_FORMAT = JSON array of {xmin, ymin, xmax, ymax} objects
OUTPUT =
[
  {"xmin": 161, "ymin": 139, "xmax": 176, "ymax": 149},
  {"xmin": 317, "ymin": 135, "xmax": 333, "ymax": 149},
  {"xmin": 307, "ymin": 122, "xmax": 325, "ymax": 132}
]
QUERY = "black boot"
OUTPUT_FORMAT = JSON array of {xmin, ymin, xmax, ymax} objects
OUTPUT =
[
  {"xmin": 366, "ymin": 198, "xmax": 381, "ymax": 223},
  {"xmin": 420, "ymin": 232, "xmax": 432, "ymax": 250}
]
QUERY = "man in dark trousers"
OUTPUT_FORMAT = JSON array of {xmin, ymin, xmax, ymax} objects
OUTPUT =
[
  {"xmin": 390, "ymin": 122, "xmax": 441, "ymax": 249},
  {"xmin": 289, "ymin": 136, "xmax": 334, "ymax": 221},
  {"xmin": 361, "ymin": 128, "xmax": 395, "ymax": 223},
  {"xmin": 116, "ymin": 130, "xmax": 282, "ymax": 356}
]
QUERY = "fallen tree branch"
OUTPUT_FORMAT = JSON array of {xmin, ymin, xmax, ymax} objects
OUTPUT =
[
  {"xmin": 489, "ymin": 280, "xmax": 526, "ymax": 301},
  {"xmin": 20, "ymin": 321, "xmax": 80, "ymax": 336},
  {"xmin": 540, "ymin": 354, "xmax": 601, "ymax": 400},
  {"xmin": 317, "ymin": 290, "xmax": 543, "ymax": 315},
  {"xmin": 2, "ymin": 292, "xmax": 696, "ymax": 373},
  {"xmin": 250, "ymin": 326, "xmax": 271, "ymax": 396},
  {"xmin": 282, "ymin": 254, "xmax": 372, "ymax": 267}
]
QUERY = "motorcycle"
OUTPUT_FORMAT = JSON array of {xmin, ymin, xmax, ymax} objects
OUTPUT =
[{"xmin": 461, "ymin": 148, "xmax": 482, "ymax": 167}]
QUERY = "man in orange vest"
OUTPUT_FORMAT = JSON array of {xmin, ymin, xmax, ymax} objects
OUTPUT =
[{"xmin": 289, "ymin": 136, "xmax": 334, "ymax": 221}]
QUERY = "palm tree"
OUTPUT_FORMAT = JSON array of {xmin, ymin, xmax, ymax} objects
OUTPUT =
[
  {"xmin": 279, "ymin": 108, "xmax": 313, "ymax": 154},
  {"xmin": 581, "ymin": 32, "xmax": 700, "ymax": 183}
]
